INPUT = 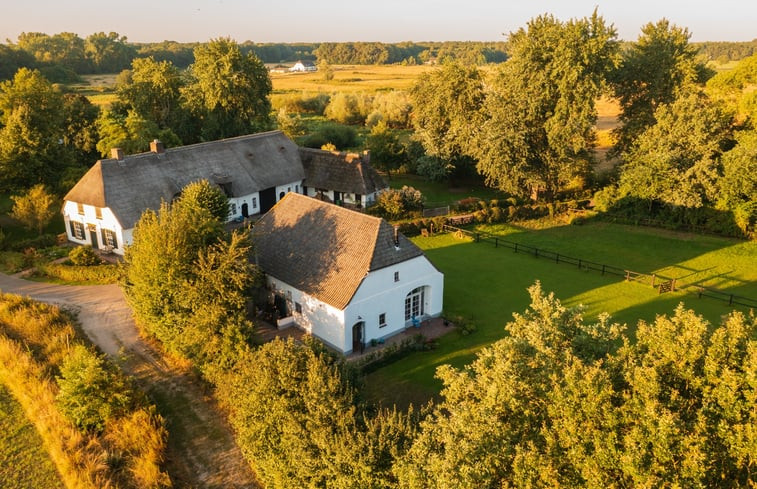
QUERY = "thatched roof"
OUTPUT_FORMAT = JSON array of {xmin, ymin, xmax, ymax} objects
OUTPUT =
[
  {"xmin": 64, "ymin": 131, "xmax": 304, "ymax": 229},
  {"xmin": 252, "ymin": 193, "xmax": 423, "ymax": 310},
  {"xmin": 299, "ymin": 148, "xmax": 386, "ymax": 196}
]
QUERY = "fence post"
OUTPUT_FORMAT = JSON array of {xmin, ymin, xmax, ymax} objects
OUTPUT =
[
  {"xmin": 555, "ymin": 253, "xmax": 559, "ymax": 264},
  {"xmin": 602, "ymin": 264, "xmax": 606, "ymax": 275},
  {"xmin": 729, "ymin": 294, "xmax": 733, "ymax": 305},
  {"xmin": 534, "ymin": 248, "xmax": 539, "ymax": 258},
  {"xmin": 672, "ymin": 278, "xmax": 676, "ymax": 291},
  {"xmin": 514, "ymin": 243, "xmax": 518, "ymax": 253}
]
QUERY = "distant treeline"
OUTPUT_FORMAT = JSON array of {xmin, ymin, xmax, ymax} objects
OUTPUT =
[
  {"xmin": 693, "ymin": 40, "xmax": 757, "ymax": 63},
  {"xmin": 2, "ymin": 31, "xmax": 756, "ymax": 82}
]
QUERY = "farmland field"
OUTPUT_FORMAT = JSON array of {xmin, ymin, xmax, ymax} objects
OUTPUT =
[
  {"xmin": 0, "ymin": 385, "xmax": 62, "ymax": 489},
  {"xmin": 271, "ymin": 64, "xmax": 436, "ymax": 93},
  {"xmin": 363, "ymin": 220, "xmax": 757, "ymax": 408}
]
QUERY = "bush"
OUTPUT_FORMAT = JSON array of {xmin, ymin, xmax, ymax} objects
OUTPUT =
[
  {"xmin": 69, "ymin": 246, "xmax": 102, "ymax": 266},
  {"xmin": 302, "ymin": 123, "xmax": 358, "ymax": 150},
  {"xmin": 376, "ymin": 186, "xmax": 424, "ymax": 220},
  {"xmin": 56, "ymin": 345, "xmax": 133, "ymax": 433},
  {"xmin": 8, "ymin": 234, "xmax": 57, "ymax": 252}
]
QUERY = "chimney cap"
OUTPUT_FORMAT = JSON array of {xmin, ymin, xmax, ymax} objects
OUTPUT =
[
  {"xmin": 150, "ymin": 139, "xmax": 165, "ymax": 154},
  {"xmin": 110, "ymin": 147, "xmax": 124, "ymax": 160}
]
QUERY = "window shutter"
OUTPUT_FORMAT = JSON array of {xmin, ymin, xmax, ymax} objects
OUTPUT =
[
  {"xmin": 101, "ymin": 229, "xmax": 107, "ymax": 247},
  {"xmin": 69, "ymin": 220, "xmax": 75, "ymax": 237}
]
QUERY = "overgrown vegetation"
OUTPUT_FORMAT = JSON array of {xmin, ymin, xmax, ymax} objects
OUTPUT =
[{"xmin": 0, "ymin": 293, "xmax": 171, "ymax": 488}]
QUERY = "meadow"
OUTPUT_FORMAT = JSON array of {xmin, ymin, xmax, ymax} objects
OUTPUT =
[
  {"xmin": 0, "ymin": 385, "xmax": 63, "ymax": 489},
  {"xmin": 363, "ymin": 220, "xmax": 757, "ymax": 408}
]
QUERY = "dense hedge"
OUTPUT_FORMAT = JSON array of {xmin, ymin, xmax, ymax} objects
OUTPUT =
[{"xmin": 36, "ymin": 262, "xmax": 121, "ymax": 284}]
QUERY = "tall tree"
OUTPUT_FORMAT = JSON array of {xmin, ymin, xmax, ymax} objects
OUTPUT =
[
  {"xmin": 183, "ymin": 38, "xmax": 272, "ymax": 141},
  {"xmin": 117, "ymin": 56, "xmax": 185, "ymax": 130},
  {"xmin": 84, "ymin": 32, "xmax": 135, "ymax": 73},
  {"xmin": 365, "ymin": 121, "xmax": 405, "ymax": 177},
  {"xmin": 617, "ymin": 91, "xmax": 733, "ymax": 208},
  {"xmin": 474, "ymin": 12, "xmax": 619, "ymax": 200},
  {"xmin": 0, "ymin": 68, "xmax": 70, "ymax": 190},
  {"xmin": 611, "ymin": 19, "xmax": 705, "ymax": 153},
  {"xmin": 410, "ymin": 62, "xmax": 484, "ymax": 180}
]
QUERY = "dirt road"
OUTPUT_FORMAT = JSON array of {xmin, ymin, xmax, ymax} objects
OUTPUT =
[{"xmin": 0, "ymin": 273, "xmax": 259, "ymax": 489}]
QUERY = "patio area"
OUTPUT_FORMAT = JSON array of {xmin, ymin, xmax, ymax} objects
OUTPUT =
[{"xmin": 253, "ymin": 314, "xmax": 455, "ymax": 359}]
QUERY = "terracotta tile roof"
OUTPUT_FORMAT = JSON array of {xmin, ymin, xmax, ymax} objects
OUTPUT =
[
  {"xmin": 64, "ymin": 131, "xmax": 304, "ymax": 229},
  {"xmin": 299, "ymin": 148, "xmax": 387, "ymax": 196},
  {"xmin": 252, "ymin": 193, "xmax": 423, "ymax": 309}
]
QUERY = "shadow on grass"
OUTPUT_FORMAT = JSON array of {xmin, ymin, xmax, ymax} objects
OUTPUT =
[{"xmin": 364, "ymin": 222, "xmax": 756, "ymax": 410}]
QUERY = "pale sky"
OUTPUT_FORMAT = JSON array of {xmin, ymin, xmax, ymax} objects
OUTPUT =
[{"xmin": 1, "ymin": 0, "xmax": 755, "ymax": 44}]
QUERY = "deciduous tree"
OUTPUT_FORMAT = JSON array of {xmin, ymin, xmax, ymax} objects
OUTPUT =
[
  {"xmin": 474, "ymin": 12, "xmax": 619, "ymax": 200},
  {"xmin": 10, "ymin": 183, "xmax": 57, "ymax": 233},
  {"xmin": 183, "ymin": 38, "xmax": 272, "ymax": 140},
  {"xmin": 611, "ymin": 19, "xmax": 705, "ymax": 153}
]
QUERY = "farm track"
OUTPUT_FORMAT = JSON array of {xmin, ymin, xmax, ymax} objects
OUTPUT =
[{"xmin": 0, "ymin": 273, "xmax": 260, "ymax": 489}]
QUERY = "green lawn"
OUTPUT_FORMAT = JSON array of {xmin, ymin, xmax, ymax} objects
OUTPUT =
[
  {"xmin": 0, "ymin": 385, "xmax": 63, "ymax": 489},
  {"xmin": 387, "ymin": 173, "xmax": 508, "ymax": 207},
  {"xmin": 363, "ymin": 221, "xmax": 757, "ymax": 408}
]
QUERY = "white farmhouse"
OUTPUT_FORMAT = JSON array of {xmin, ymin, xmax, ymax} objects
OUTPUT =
[
  {"xmin": 253, "ymin": 193, "xmax": 444, "ymax": 354},
  {"xmin": 289, "ymin": 60, "xmax": 317, "ymax": 72},
  {"xmin": 62, "ymin": 131, "xmax": 305, "ymax": 255}
]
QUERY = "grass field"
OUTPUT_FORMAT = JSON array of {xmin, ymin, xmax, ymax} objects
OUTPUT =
[
  {"xmin": 363, "ymin": 221, "xmax": 757, "ymax": 408},
  {"xmin": 271, "ymin": 64, "xmax": 436, "ymax": 94},
  {"xmin": 0, "ymin": 385, "xmax": 63, "ymax": 489}
]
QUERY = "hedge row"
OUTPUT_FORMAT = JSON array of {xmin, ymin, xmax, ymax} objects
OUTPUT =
[{"xmin": 36, "ymin": 262, "xmax": 122, "ymax": 284}]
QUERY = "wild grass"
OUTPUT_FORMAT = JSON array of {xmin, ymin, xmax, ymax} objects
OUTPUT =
[
  {"xmin": 363, "ymin": 221, "xmax": 757, "ymax": 408},
  {"xmin": 0, "ymin": 294, "xmax": 171, "ymax": 488},
  {"xmin": 0, "ymin": 384, "xmax": 63, "ymax": 488}
]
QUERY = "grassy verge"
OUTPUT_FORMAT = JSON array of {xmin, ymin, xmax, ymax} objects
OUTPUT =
[
  {"xmin": 0, "ymin": 384, "xmax": 63, "ymax": 489},
  {"xmin": 364, "ymin": 221, "xmax": 757, "ymax": 408},
  {"xmin": 0, "ymin": 294, "xmax": 170, "ymax": 488}
]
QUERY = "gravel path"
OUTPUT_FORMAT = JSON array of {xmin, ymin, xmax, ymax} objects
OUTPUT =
[{"xmin": 0, "ymin": 273, "xmax": 259, "ymax": 489}]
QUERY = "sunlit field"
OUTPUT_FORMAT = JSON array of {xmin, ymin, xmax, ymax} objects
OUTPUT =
[
  {"xmin": 270, "ymin": 64, "xmax": 436, "ymax": 93},
  {"xmin": 364, "ymin": 221, "xmax": 757, "ymax": 408}
]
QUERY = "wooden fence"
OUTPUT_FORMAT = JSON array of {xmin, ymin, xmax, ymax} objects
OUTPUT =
[{"xmin": 442, "ymin": 224, "xmax": 757, "ymax": 309}]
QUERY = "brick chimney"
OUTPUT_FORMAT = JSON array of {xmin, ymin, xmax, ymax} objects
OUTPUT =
[
  {"xmin": 362, "ymin": 149, "xmax": 370, "ymax": 165},
  {"xmin": 150, "ymin": 139, "xmax": 165, "ymax": 154},
  {"xmin": 110, "ymin": 147, "xmax": 124, "ymax": 160}
]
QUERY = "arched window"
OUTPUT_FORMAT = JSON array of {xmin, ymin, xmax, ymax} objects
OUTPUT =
[{"xmin": 405, "ymin": 286, "xmax": 426, "ymax": 321}]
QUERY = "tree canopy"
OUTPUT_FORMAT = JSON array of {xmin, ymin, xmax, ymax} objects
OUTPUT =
[
  {"xmin": 611, "ymin": 19, "xmax": 706, "ymax": 153},
  {"xmin": 474, "ymin": 12, "xmax": 619, "ymax": 199},
  {"xmin": 183, "ymin": 38, "xmax": 273, "ymax": 140}
]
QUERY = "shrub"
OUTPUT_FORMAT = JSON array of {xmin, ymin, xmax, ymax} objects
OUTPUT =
[
  {"xmin": 8, "ymin": 234, "xmax": 57, "ymax": 252},
  {"xmin": 376, "ymin": 186, "xmax": 424, "ymax": 220},
  {"xmin": 69, "ymin": 246, "xmax": 102, "ymax": 266},
  {"xmin": 302, "ymin": 123, "xmax": 358, "ymax": 150},
  {"xmin": 38, "ymin": 263, "xmax": 121, "ymax": 284},
  {"xmin": 56, "ymin": 345, "xmax": 133, "ymax": 433}
]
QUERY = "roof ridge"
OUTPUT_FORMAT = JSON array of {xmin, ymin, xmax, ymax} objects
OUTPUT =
[{"xmin": 101, "ymin": 130, "xmax": 287, "ymax": 162}]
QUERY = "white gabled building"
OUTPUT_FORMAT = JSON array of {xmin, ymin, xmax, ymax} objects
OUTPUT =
[
  {"xmin": 62, "ymin": 131, "xmax": 307, "ymax": 255},
  {"xmin": 289, "ymin": 60, "xmax": 317, "ymax": 72},
  {"xmin": 253, "ymin": 193, "xmax": 444, "ymax": 354}
]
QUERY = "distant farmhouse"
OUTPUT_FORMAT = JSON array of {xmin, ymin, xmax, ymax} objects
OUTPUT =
[
  {"xmin": 62, "ymin": 131, "xmax": 386, "ymax": 255},
  {"xmin": 253, "ymin": 193, "xmax": 444, "ymax": 354},
  {"xmin": 289, "ymin": 60, "xmax": 317, "ymax": 72}
]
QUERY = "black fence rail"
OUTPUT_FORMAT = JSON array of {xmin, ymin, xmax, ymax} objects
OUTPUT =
[{"xmin": 442, "ymin": 224, "xmax": 757, "ymax": 310}]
